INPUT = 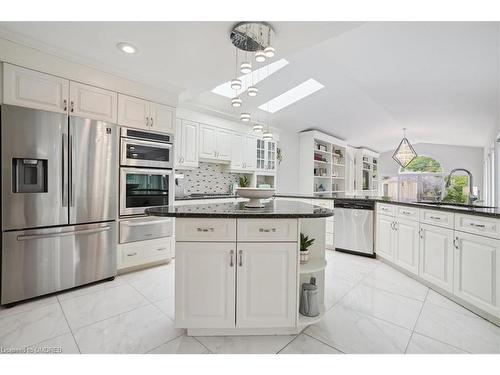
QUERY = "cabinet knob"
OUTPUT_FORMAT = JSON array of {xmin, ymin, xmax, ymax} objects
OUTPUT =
[{"xmin": 63, "ymin": 99, "xmax": 68, "ymax": 112}]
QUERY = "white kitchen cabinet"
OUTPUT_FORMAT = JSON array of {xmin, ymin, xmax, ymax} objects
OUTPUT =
[
  {"xmin": 376, "ymin": 214, "xmax": 395, "ymax": 260},
  {"xmin": 69, "ymin": 81, "xmax": 117, "ymax": 122},
  {"xmin": 3, "ymin": 63, "xmax": 69, "ymax": 113},
  {"xmin": 256, "ymin": 139, "xmax": 277, "ymax": 174},
  {"xmin": 117, "ymin": 236, "xmax": 173, "ymax": 270},
  {"xmin": 236, "ymin": 242, "xmax": 297, "ymax": 328},
  {"xmin": 419, "ymin": 223, "xmax": 454, "ymax": 293},
  {"xmin": 393, "ymin": 218, "xmax": 419, "ymax": 275},
  {"xmin": 454, "ymin": 232, "xmax": 500, "ymax": 317},
  {"xmin": 118, "ymin": 94, "xmax": 150, "ymax": 130},
  {"xmin": 175, "ymin": 242, "xmax": 236, "ymax": 328},
  {"xmin": 176, "ymin": 119, "xmax": 198, "ymax": 169},
  {"xmin": 199, "ymin": 123, "xmax": 232, "ymax": 162},
  {"xmin": 118, "ymin": 93, "xmax": 174, "ymax": 133},
  {"xmin": 230, "ymin": 134, "xmax": 257, "ymax": 172},
  {"xmin": 150, "ymin": 102, "xmax": 175, "ymax": 134}
]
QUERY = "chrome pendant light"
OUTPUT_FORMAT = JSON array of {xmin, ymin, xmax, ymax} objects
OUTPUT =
[
  {"xmin": 240, "ymin": 112, "xmax": 251, "ymax": 122},
  {"xmin": 253, "ymin": 123, "xmax": 263, "ymax": 132},
  {"xmin": 392, "ymin": 128, "xmax": 417, "ymax": 167},
  {"xmin": 231, "ymin": 97, "xmax": 242, "ymax": 107},
  {"xmin": 231, "ymin": 49, "xmax": 242, "ymax": 107}
]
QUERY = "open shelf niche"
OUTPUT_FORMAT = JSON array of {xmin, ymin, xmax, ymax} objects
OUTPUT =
[{"xmin": 297, "ymin": 217, "xmax": 327, "ymax": 327}]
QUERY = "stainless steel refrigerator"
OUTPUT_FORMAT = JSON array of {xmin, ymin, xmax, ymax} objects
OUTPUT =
[{"xmin": 1, "ymin": 105, "xmax": 118, "ymax": 305}]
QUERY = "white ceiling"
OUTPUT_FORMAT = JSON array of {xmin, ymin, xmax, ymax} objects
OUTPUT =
[{"xmin": 0, "ymin": 21, "xmax": 497, "ymax": 152}]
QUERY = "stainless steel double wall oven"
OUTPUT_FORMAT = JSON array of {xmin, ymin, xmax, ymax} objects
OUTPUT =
[{"xmin": 1, "ymin": 105, "xmax": 118, "ymax": 305}]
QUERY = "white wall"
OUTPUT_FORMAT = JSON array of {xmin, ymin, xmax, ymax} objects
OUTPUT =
[
  {"xmin": 379, "ymin": 143, "xmax": 485, "ymax": 197},
  {"xmin": 276, "ymin": 130, "xmax": 300, "ymax": 194}
]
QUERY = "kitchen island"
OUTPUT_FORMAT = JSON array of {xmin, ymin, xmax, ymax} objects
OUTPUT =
[{"xmin": 146, "ymin": 200, "xmax": 333, "ymax": 336}]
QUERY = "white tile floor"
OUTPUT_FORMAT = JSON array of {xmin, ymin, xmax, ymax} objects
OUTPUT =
[{"xmin": 1, "ymin": 250, "xmax": 499, "ymax": 354}]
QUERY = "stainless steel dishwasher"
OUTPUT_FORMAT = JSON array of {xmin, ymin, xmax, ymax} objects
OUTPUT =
[{"xmin": 334, "ymin": 199, "xmax": 375, "ymax": 257}]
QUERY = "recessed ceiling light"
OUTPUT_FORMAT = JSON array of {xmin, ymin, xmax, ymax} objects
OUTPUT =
[
  {"xmin": 258, "ymin": 79, "xmax": 324, "ymax": 113},
  {"xmin": 117, "ymin": 42, "xmax": 137, "ymax": 54},
  {"xmin": 212, "ymin": 59, "xmax": 289, "ymax": 98}
]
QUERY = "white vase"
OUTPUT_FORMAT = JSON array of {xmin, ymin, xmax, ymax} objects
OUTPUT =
[{"xmin": 300, "ymin": 250, "xmax": 310, "ymax": 264}]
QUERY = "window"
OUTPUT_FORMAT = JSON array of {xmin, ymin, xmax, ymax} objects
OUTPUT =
[{"xmin": 382, "ymin": 155, "xmax": 469, "ymax": 203}]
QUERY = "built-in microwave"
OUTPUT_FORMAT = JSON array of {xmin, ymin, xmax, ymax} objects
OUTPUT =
[
  {"xmin": 120, "ymin": 167, "xmax": 174, "ymax": 216},
  {"xmin": 120, "ymin": 128, "xmax": 173, "ymax": 169}
]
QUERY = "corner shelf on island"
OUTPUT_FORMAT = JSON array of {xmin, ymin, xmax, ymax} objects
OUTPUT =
[{"xmin": 300, "ymin": 258, "xmax": 327, "ymax": 274}]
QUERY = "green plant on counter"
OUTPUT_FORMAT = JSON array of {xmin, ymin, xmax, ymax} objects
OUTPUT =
[
  {"xmin": 239, "ymin": 175, "xmax": 250, "ymax": 188},
  {"xmin": 300, "ymin": 233, "xmax": 315, "ymax": 252},
  {"xmin": 276, "ymin": 147, "xmax": 283, "ymax": 165},
  {"xmin": 442, "ymin": 175, "xmax": 468, "ymax": 204}
]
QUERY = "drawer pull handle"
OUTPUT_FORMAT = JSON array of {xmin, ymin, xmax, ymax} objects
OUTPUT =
[
  {"xmin": 469, "ymin": 223, "xmax": 486, "ymax": 228},
  {"xmin": 401, "ymin": 210, "xmax": 411, "ymax": 215},
  {"xmin": 230, "ymin": 250, "xmax": 234, "ymax": 267},
  {"xmin": 239, "ymin": 250, "xmax": 243, "ymax": 267},
  {"xmin": 197, "ymin": 227, "xmax": 215, "ymax": 232},
  {"xmin": 429, "ymin": 216, "xmax": 442, "ymax": 220},
  {"xmin": 127, "ymin": 252, "xmax": 138, "ymax": 257},
  {"xmin": 259, "ymin": 228, "xmax": 277, "ymax": 233},
  {"xmin": 144, "ymin": 233, "xmax": 153, "ymax": 237},
  {"xmin": 156, "ymin": 247, "xmax": 167, "ymax": 251}
]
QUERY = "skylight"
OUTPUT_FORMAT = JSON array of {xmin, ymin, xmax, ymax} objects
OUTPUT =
[
  {"xmin": 211, "ymin": 59, "xmax": 289, "ymax": 98},
  {"xmin": 258, "ymin": 79, "xmax": 325, "ymax": 113}
]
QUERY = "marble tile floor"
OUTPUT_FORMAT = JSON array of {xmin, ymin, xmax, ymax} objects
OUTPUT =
[{"xmin": 1, "ymin": 250, "xmax": 499, "ymax": 354}]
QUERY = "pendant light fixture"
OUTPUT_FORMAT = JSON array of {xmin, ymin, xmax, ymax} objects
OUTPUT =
[
  {"xmin": 392, "ymin": 128, "xmax": 417, "ymax": 167},
  {"xmin": 231, "ymin": 49, "xmax": 242, "ymax": 107},
  {"xmin": 255, "ymin": 50, "xmax": 266, "ymax": 62},
  {"xmin": 240, "ymin": 112, "xmax": 251, "ymax": 122},
  {"xmin": 262, "ymin": 126, "xmax": 273, "ymax": 140},
  {"xmin": 231, "ymin": 97, "xmax": 242, "ymax": 107},
  {"xmin": 253, "ymin": 123, "xmax": 263, "ymax": 132},
  {"xmin": 230, "ymin": 79, "xmax": 242, "ymax": 90},
  {"xmin": 264, "ymin": 28, "xmax": 275, "ymax": 57},
  {"xmin": 240, "ymin": 61, "xmax": 252, "ymax": 74}
]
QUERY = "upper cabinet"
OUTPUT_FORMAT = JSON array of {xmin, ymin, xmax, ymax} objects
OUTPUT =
[
  {"xmin": 69, "ymin": 81, "xmax": 117, "ymax": 123},
  {"xmin": 199, "ymin": 123, "xmax": 232, "ymax": 162},
  {"xmin": 176, "ymin": 119, "xmax": 199, "ymax": 170},
  {"xmin": 118, "ymin": 94, "xmax": 175, "ymax": 134},
  {"xmin": 256, "ymin": 139, "xmax": 276, "ymax": 174},
  {"xmin": 230, "ymin": 134, "xmax": 256, "ymax": 172},
  {"xmin": 3, "ymin": 63, "xmax": 69, "ymax": 114}
]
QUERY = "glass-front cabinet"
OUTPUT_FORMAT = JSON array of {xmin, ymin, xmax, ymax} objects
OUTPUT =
[{"xmin": 256, "ymin": 139, "xmax": 276, "ymax": 173}]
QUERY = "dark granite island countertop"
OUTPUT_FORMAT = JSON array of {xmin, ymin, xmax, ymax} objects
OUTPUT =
[{"xmin": 146, "ymin": 200, "xmax": 333, "ymax": 219}]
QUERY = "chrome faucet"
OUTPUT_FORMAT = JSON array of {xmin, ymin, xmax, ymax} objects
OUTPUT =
[{"xmin": 445, "ymin": 168, "xmax": 477, "ymax": 205}]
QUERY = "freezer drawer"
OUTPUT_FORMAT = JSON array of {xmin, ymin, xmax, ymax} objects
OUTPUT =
[
  {"xmin": 1, "ymin": 222, "xmax": 117, "ymax": 305},
  {"xmin": 119, "ymin": 216, "xmax": 173, "ymax": 243}
]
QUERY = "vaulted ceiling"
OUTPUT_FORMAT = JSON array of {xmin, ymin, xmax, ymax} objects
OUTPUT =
[{"xmin": 0, "ymin": 21, "xmax": 497, "ymax": 151}]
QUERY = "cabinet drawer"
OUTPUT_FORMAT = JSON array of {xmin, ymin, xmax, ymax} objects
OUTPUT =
[
  {"xmin": 176, "ymin": 218, "xmax": 236, "ymax": 242},
  {"xmin": 455, "ymin": 214, "xmax": 500, "ymax": 239},
  {"xmin": 377, "ymin": 203, "xmax": 395, "ymax": 216},
  {"xmin": 118, "ymin": 237, "xmax": 172, "ymax": 269},
  {"xmin": 396, "ymin": 206, "xmax": 419, "ymax": 221},
  {"xmin": 237, "ymin": 219, "xmax": 298, "ymax": 242},
  {"xmin": 419, "ymin": 209, "xmax": 454, "ymax": 229},
  {"xmin": 120, "ymin": 217, "xmax": 173, "ymax": 244}
]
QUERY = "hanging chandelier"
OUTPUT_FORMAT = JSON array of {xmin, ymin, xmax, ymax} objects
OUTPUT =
[
  {"xmin": 228, "ymin": 22, "xmax": 276, "ymax": 124},
  {"xmin": 392, "ymin": 128, "xmax": 417, "ymax": 167}
]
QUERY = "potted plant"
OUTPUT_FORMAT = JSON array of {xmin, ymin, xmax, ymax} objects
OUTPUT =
[
  {"xmin": 300, "ymin": 233, "xmax": 315, "ymax": 264},
  {"xmin": 239, "ymin": 175, "xmax": 250, "ymax": 187}
]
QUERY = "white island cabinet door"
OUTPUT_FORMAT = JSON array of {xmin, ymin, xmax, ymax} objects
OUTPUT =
[
  {"xmin": 3, "ymin": 63, "xmax": 69, "ymax": 113},
  {"xmin": 376, "ymin": 214, "xmax": 395, "ymax": 260},
  {"xmin": 175, "ymin": 242, "xmax": 236, "ymax": 328},
  {"xmin": 236, "ymin": 243, "xmax": 297, "ymax": 328},
  {"xmin": 393, "ymin": 218, "xmax": 419, "ymax": 275},
  {"xmin": 419, "ymin": 224, "xmax": 454, "ymax": 292},
  {"xmin": 69, "ymin": 82, "xmax": 117, "ymax": 122},
  {"xmin": 150, "ymin": 102, "xmax": 175, "ymax": 134},
  {"xmin": 117, "ymin": 94, "xmax": 149, "ymax": 130},
  {"xmin": 454, "ymin": 232, "xmax": 500, "ymax": 317}
]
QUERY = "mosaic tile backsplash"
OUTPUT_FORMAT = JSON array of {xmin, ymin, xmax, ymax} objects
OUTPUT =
[{"xmin": 175, "ymin": 162, "xmax": 243, "ymax": 196}]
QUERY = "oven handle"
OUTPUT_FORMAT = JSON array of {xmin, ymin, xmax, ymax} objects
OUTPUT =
[
  {"xmin": 122, "ymin": 138, "xmax": 173, "ymax": 149},
  {"xmin": 121, "ymin": 168, "xmax": 173, "ymax": 176}
]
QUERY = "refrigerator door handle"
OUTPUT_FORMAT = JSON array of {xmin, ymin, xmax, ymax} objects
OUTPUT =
[
  {"xmin": 69, "ymin": 133, "xmax": 74, "ymax": 207},
  {"xmin": 62, "ymin": 133, "xmax": 68, "ymax": 207},
  {"xmin": 17, "ymin": 226, "xmax": 111, "ymax": 241}
]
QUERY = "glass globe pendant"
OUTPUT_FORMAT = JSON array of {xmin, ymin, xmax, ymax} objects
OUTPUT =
[
  {"xmin": 255, "ymin": 50, "xmax": 266, "ymax": 62},
  {"xmin": 264, "ymin": 46, "xmax": 275, "ymax": 58},
  {"xmin": 230, "ymin": 78, "xmax": 242, "ymax": 90},
  {"xmin": 240, "ymin": 112, "xmax": 251, "ymax": 122},
  {"xmin": 231, "ymin": 97, "xmax": 242, "ymax": 107},
  {"xmin": 240, "ymin": 62, "xmax": 252, "ymax": 74},
  {"xmin": 247, "ymin": 86, "xmax": 258, "ymax": 97}
]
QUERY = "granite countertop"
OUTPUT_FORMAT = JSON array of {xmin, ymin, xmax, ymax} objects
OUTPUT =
[
  {"xmin": 175, "ymin": 194, "xmax": 238, "ymax": 201},
  {"xmin": 146, "ymin": 200, "xmax": 334, "ymax": 219}
]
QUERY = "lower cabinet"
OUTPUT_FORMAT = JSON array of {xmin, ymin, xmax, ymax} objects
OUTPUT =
[
  {"xmin": 376, "ymin": 214, "xmax": 395, "ymax": 260},
  {"xmin": 393, "ymin": 218, "xmax": 419, "ymax": 275},
  {"xmin": 117, "ymin": 237, "xmax": 173, "ymax": 270},
  {"xmin": 175, "ymin": 239, "xmax": 297, "ymax": 329},
  {"xmin": 236, "ymin": 243, "xmax": 297, "ymax": 328},
  {"xmin": 454, "ymin": 232, "xmax": 500, "ymax": 317},
  {"xmin": 175, "ymin": 242, "xmax": 236, "ymax": 328},
  {"xmin": 419, "ymin": 224, "xmax": 454, "ymax": 292}
]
